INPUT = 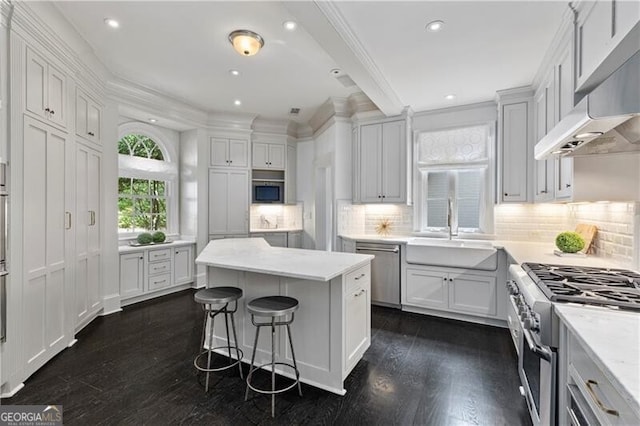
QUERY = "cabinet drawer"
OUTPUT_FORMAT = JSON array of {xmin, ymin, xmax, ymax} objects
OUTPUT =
[
  {"xmin": 148, "ymin": 273, "xmax": 171, "ymax": 291},
  {"xmin": 569, "ymin": 334, "xmax": 637, "ymax": 425},
  {"xmin": 148, "ymin": 260, "xmax": 171, "ymax": 276},
  {"xmin": 148, "ymin": 248, "xmax": 171, "ymax": 262},
  {"xmin": 345, "ymin": 264, "xmax": 370, "ymax": 293}
]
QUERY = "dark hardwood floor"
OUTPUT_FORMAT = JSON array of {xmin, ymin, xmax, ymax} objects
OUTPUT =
[{"xmin": 6, "ymin": 290, "xmax": 531, "ymax": 425}]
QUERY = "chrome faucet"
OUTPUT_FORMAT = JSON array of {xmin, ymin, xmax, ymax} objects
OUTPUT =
[{"xmin": 447, "ymin": 198, "xmax": 458, "ymax": 240}]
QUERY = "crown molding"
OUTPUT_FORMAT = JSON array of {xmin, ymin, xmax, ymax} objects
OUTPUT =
[
  {"xmin": 9, "ymin": 1, "xmax": 108, "ymax": 96},
  {"xmin": 414, "ymin": 100, "xmax": 497, "ymax": 118},
  {"xmin": 207, "ymin": 111, "xmax": 257, "ymax": 132},
  {"xmin": 495, "ymin": 86, "xmax": 534, "ymax": 103},
  {"xmin": 1, "ymin": 0, "xmax": 13, "ymax": 27},
  {"xmin": 252, "ymin": 117, "xmax": 292, "ymax": 136}
]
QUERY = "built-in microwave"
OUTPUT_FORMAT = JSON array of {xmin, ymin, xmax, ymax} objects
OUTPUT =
[{"xmin": 252, "ymin": 181, "xmax": 284, "ymax": 204}]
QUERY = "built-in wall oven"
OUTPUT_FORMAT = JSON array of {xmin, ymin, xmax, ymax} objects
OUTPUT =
[{"xmin": 0, "ymin": 162, "xmax": 7, "ymax": 342}]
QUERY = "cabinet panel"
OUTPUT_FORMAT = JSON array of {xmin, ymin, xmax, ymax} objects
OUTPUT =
[
  {"xmin": 47, "ymin": 65, "xmax": 66, "ymax": 128},
  {"xmin": 148, "ymin": 248, "xmax": 171, "ymax": 262},
  {"xmin": 174, "ymin": 246, "xmax": 193, "ymax": 285},
  {"xmin": 501, "ymin": 102, "xmax": 529, "ymax": 202},
  {"xmin": 268, "ymin": 144, "xmax": 285, "ymax": 169},
  {"xmin": 228, "ymin": 139, "xmax": 248, "ymax": 168},
  {"xmin": 252, "ymin": 143, "xmax": 269, "ymax": 168},
  {"xmin": 449, "ymin": 273, "xmax": 497, "ymax": 316},
  {"xmin": 25, "ymin": 48, "xmax": 47, "ymax": 119},
  {"xmin": 148, "ymin": 273, "xmax": 171, "ymax": 291},
  {"xmin": 345, "ymin": 283, "xmax": 368, "ymax": 370},
  {"xmin": 252, "ymin": 232, "xmax": 287, "ymax": 247},
  {"xmin": 359, "ymin": 124, "xmax": 382, "ymax": 202},
  {"xmin": 286, "ymin": 144, "xmax": 297, "ymax": 204},
  {"xmin": 405, "ymin": 268, "xmax": 448, "ymax": 309},
  {"xmin": 87, "ymin": 100, "xmax": 101, "ymax": 143},
  {"xmin": 381, "ymin": 120, "xmax": 406, "ymax": 202},
  {"xmin": 226, "ymin": 170, "xmax": 250, "ymax": 234},
  {"xmin": 120, "ymin": 253, "xmax": 144, "ymax": 299},
  {"xmin": 287, "ymin": 231, "xmax": 302, "ymax": 249},
  {"xmin": 148, "ymin": 260, "xmax": 171, "ymax": 275},
  {"xmin": 577, "ymin": 1, "xmax": 612, "ymax": 83},
  {"xmin": 208, "ymin": 169, "xmax": 229, "ymax": 234},
  {"xmin": 210, "ymin": 138, "xmax": 229, "ymax": 167}
]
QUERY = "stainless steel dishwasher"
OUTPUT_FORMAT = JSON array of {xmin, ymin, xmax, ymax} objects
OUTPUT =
[{"xmin": 355, "ymin": 242, "xmax": 400, "ymax": 308}]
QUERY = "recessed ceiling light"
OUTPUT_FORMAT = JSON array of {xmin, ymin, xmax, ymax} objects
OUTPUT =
[
  {"xmin": 426, "ymin": 20, "xmax": 444, "ymax": 32},
  {"xmin": 574, "ymin": 131, "xmax": 603, "ymax": 139},
  {"xmin": 283, "ymin": 21, "xmax": 297, "ymax": 31},
  {"xmin": 445, "ymin": 94, "xmax": 456, "ymax": 100},
  {"xmin": 148, "ymin": 118, "xmax": 157, "ymax": 123},
  {"xmin": 104, "ymin": 18, "xmax": 119, "ymax": 29},
  {"xmin": 229, "ymin": 69, "xmax": 240, "ymax": 76},
  {"xmin": 234, "ymin": 100, "xmax": 242, "ymax": 106},
  {"xmin": 329, "ymin": 68, "xmax": 342, "ymax": 76}
]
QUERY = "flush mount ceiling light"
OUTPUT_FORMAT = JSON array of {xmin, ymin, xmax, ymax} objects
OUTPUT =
[
  {"xmin": 445, "ymin": 94, "xmax": 456, "ymax": 100},
  {"xmin": 104, "ymin": 18, "xmax": 119, "ymax": 28},
  {"xmin": 426, "ymin": 20, "xmax": 444, "ymax": 32},
  {"xmin": 574, "ymin": 131, "xmax": 604, "ymax": 139},
  {"xmin": 229, "ymin": 69, "xmax": 240, "ymax": 76},
  {"xmin": 329, "ymin": 68, "xmax": 342, "ymax": 76},
  {"xmin": 234, "ymin": 100, "xmax": 242, "ymax": 106},
  {"xmin": 148, "ymin": 118, "xmax": 157, "ymax": 123},
  {"xmin": 228, "ymin": 30, "xmax": 264, "ymax": 57},
  {"xmin": 283, "ymin": 21, "xmax": 297, "ymax": 31}
]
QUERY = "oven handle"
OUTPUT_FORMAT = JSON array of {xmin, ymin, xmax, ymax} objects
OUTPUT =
[{"xmin": 522, "ymin": 328, "xmax": 552, "ymax": 362}]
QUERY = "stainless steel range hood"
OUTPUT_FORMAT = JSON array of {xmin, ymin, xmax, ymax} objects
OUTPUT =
[{"xmin": 534, "ymin": 51, "xmax": 640, "ymax": 159}]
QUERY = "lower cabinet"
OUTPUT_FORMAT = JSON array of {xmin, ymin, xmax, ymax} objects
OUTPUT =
[
  {"xmin": 249, "ymin": 231, "xmax": 303, "ymax": 248},
  {"xmin": 344, "ymin": 264, "xmax": 371, "ymax": 375},
  {"xmin": 119, "ymin": 243, "xmax": 195, "ymax": 304},
  {"xmin": 287, "ymin": 231, "xmax": 302, "ymax": 249},
  {"xmin": 405, "ymin": 266, "xmax": 498, "ymax": 319}
]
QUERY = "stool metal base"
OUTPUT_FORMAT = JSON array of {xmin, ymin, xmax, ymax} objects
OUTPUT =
[
  {"xmin": 245, "ymin": 361, "xmax": 300, "ymax": 395},
  {"xmin": 194, "ymin": 346, "xmax": 244, "ymax": 374}
]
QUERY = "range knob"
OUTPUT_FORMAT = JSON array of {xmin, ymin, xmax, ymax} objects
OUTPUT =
[
  {"xmin": 529, "ymin": 315, "xmax": 541, "ymax": 332},
  {"xmin": 506, "ymin": 280, "xmax": 519, "ymax": 295},
  {"xmin": 520, "ymin": 310, "xmax": 531, "ymax": 321}
]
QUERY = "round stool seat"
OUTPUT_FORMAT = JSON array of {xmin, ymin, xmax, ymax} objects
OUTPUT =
[
  {"xmin": 247, "ymin": 296, "xmax": 299, "ymax": 317},
  {"xmin": 194, "ymin": 287, "xmax": 242, "ymax": 305}
]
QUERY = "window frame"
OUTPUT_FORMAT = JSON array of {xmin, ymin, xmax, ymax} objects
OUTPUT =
[
  {"xmin": 413, "ymin": 122, "xmax": 496, "ymax": 237},
  {"xmin": 117, "ymin": 122, "xmax": 179, "ymax": 239}
]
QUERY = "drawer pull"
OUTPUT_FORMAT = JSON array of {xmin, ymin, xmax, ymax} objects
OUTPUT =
[
  {"xmin": 354, "ymin": 289, "xmax": 365, "ymax": 297},
  {"xmin": 354, "ymin": 273, "xmax": 365, "ymax": 280},
  {"xmin": 585, "ymin": 379, "xmax": 619, "ymax": 416},
  {"xmin": 154, "ymin": 279, "xmax": 167, "ymax": 284}
]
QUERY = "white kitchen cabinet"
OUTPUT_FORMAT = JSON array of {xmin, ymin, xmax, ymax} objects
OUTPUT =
[
  {"xmin": 174, "ymin": 245, "xmax": 194, "ymax": 285},
  {"xmin": 287, "ymin": 231, "xmax": 302, "ymax": 249},
  {"xmin": 534, "ymin": 71, "xmax": 556, "ymax": 203},
  {"xmin": 405, "ymin": 266, "xmax": 499, "ymax": 320},
  {"xmin": 74, "ymin": 143, "xmax": 102, "ymax": 330},
  {"xmin": 22, "ymin": 116, "xmax": 73, "ymax": 378},
  {"xmin": 356, "ymin": 120, "xmax": 406, "ymax": 203},
  {"xmin": 147, "ymin": 248, "xmax": 172, "ymax": 291},
  {"xmin": 120, "ymin": 252, "xmax": 145, "ymax": 299},
  {"xmin": 208, "ymin": 168, "xmax": 249, "ymax": 235},
  {"xmin": 210, "ymin": 137, "xmax": 248, "ymax": 168},
  {"xmin": 341, "ymin": 238, "xmax": 356, "ymax": 253},
  {"xmin": 555, "ymin": 40, "xmax": 575, "ymax": 200},
  {"xmin": 252, "ymin": 142, "xmax": 285, "ymax": 170},
  {"xmin": 498, "ymin": 92, "xmax": 532, "ymax": 203},
  {"xmin": 25, "ymin": 47, "xmax": 67, "ymax": 129},
  {"xmin": 344, "ymin": 264, "xmax": 371, "ymax": 374},
  {"xmin": 75, "ymin": 88, "xmax": 102, "ymax": 145},
  {"xmin": 575, "ymin": 0, "xmax": 640, "ymax": 92},
  {"xmin": 251, "ymin": 232, "xmax": 287, "ymax": 247},
  {"xmin": 285, "ymin": 143, "xmax": 297, "ymax": 204}
]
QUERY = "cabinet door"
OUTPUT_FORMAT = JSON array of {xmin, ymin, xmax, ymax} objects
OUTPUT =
[
  {"xmin": 556, "ymin": 43, "xmax": 574, "ymax": 200},
  {"xmin": 405, "ymin": 268, "xmax": 448, "ymax": 309},
  {"xmin": 75, "ymin": 91, "xmax": 89, "ymax": 139},
  {"xmin": 22, "ymin": 116, "xmax": 72, "ymax": 377},
  {"xmin": 381, "ymin": 120, "xmax": 406, "ymax": 203},
  {"xmin": 25, "ymin": 48, "xmax": 47, "ymax": 119},
  {"xmin": 556, "ymin": 157, "xmax": 574, "ymax": 200},
  {"xmin": 576, "ymin": 1, "xmax": 612, "ymax": 87},
  {"xmin": 359, "ymin": 124, "xmax": 382, "ymax": 202},
  {"xmin": 345, "ymin": 283, "xmax": 369, "ymax": 371},
  {"xmin": 174, "ymin": 246, "xmax": 193, "ymax": 285},
  {"xmin": 210, "ymin": 138, "xmax": 229, "ymax": 167},
  {"xmin": 226, "ymin": 170, "xmax": 249, "ymax": 234},
  {"xmin": 263, "ymin": 233, "xmax": 287, "ymax": 247},
  {"xmin": 449, "ymin": 273, "xmax": 497, "ymax": 316},
  {"xmin": 228, "ymin": 139, "xmax": 248, "ymax": 168},
  {"xmin": 120, "ymin": 252, "xmax": 145, "ymax": 298},
  {"xmin": 268, "ymin": 144, "xmax": 285, "ymax": 169},
  {"xmin": 534, "ymin": 88, "xmax": 552, "ymax": 201},
  {"xmin": 285, "ymin": 144, "xmax": 296, "ymax": 204},
  {"xmin": 252, "ymin": 142, "xmax": 269, "ymax": 168},
  {"xmin": 87, "ymin": 150, "xmax": 101, "ymax": 312},
  {"xmin": 87, "ymin": 100, "xmax": 101, "ymax": 143},
  {"xmin": 208, "ymin": 169, "xmax": 230, "ymax": 234},
  {"xmin": 47, "ymin": 64, "xmax": 66, "ymax": 128},
  {"xmin": 501, "ymin": 102, "xmax": 529, "ymax": 202},
  {"xmin": 287, "ymin": 232, "xmax": 302, "ymax": 249}
]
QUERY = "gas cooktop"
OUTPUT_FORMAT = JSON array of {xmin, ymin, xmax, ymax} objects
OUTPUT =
[{"xmin": 521, "ymin": 263, "xmax": 640, "ymax": 310}]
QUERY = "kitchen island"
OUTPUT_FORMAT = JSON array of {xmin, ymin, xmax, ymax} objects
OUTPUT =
[{"xmin": 195, "ymin": 238, "xmax": 374, "ymax": 395}]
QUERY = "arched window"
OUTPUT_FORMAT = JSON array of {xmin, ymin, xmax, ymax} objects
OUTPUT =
[{"xmin": 117, "ymin": 132, "xmax": 176, "ymax": 234}]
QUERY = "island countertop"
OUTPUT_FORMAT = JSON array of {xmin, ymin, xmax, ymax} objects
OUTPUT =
[{"xmin": 196, "ymin": 238, "xmax": 373, "ymax": 282}]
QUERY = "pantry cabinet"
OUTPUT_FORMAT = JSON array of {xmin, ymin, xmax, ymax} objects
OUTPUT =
[
  {"xmin": 208, "ymin": 168, "xmax": 249, "ymax": 235},
  {"xmin": 253, "ymin": 142, "xmax": 285, "ymax": 170},
  {"xmin": 25, "ymin": 47, "xmax": 67, "ymax": 129},
  {"xmin": 210, "ymin": 137, "xmax": 249, "ymax": 168},
  {"xmin": 355, "ymin": 119, "xmax": 407, "ymax": 203},
  {"xmin": 75, "ymin": 88, "xmax": 102, "ymax": 145}
]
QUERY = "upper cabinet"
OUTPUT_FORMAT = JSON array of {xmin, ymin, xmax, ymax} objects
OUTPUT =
[
  {"xmin": 575, "ymin": 0, "xmax": 640, "ymax": 92},
  {"xmin": 210, "ymin": 137, "xmax": 249, "ymax": 168},
  {"xmin": 252, "ymin": 142, "xmax": 285, "ymax": 170},
  {"xmin": 497, "ymin": 89, "xmax": 533, "ymax": 203},
  {"xmin": 75, "ymin": 88, "xmax": 102, "ymax": 145},
  {"xmin": 534, "ymin": 70, "xmax": 556, "ymax": 203},
  {"xmin": 354, "ymin": 119, "xmax": 407, "ymax": 204},
  {"xmin": 25, "ymin": 47, "xmax": 67, "ymax": 129}
]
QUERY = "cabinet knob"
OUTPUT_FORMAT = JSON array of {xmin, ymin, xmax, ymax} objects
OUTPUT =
[
  {"xmin": 382, "ymin": 195, "xmax": 386, "ymax": 198},
  {"xmin": 504, "ymin": 193, "xmax": 508, "ymax": 197},
  {"xmin": 44, "ymin": 108, "xmax": 50, "ymax": 113},
  {"xmin": 229, "ymin": 160, "xmax": 233, "ymax": 163},
  {"xmin": 88, "ymin": 131, "xmax": 94, "ymax": 136},
  {"xmin": 540, "ymin": 190, "xmax": 547, "ymax": 194},
  {"xmin": 378, "ymin": 195, "xmax": 382, "ymax": 199},
  {"xmin": 566, "ymin": 184, "xmax": 571, "ymax": 188},
  {"xmin": 139, "ymin": 256, "xmax": 143, "ymax": 260},
  {"xmin": 449, "ymin": 278, "xmax": 453, "ymax": 282},
  {"xmin": 50, "ymin": 110, "xmax": 55, "ymax": 115}
]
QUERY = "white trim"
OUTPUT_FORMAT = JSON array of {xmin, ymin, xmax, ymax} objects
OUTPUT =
[{"xmin": 0, "ymin": 383, "xmax": 25, "ymax": 399}]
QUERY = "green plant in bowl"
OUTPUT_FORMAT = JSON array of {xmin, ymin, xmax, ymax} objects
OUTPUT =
[
  {"xmin": 555, "ymin": 231, "xmax": 585, "ymax": 253},
  {"xmin": 137, "ymin": 232, "xmax": 153, "ymax": 245},
  {"xmin": 152, "ymin": 231, "xmax": 166, "ymax": 243}
]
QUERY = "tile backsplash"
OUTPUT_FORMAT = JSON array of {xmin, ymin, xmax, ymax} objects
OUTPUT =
[
  {"xmin": 336, "ymin": 201, "xmax": 638, "ymax": 265},
  {"xmin": 250, "ymin": 204, "xmax": 303, "ymax": 230}
]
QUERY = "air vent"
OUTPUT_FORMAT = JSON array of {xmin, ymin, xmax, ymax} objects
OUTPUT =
[
  {"xmin": 336, "ymin": 75, "xmax": 356, "ymax": 88},
  {"xmin": 289, "ymin": 108, "xmax": 301, "ymax": 115}
]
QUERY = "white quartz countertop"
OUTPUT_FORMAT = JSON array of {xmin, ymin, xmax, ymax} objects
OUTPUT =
[
  {"xmin": 249, "ymin": 228, "xmax": 303, "ymax": 233},
  {"xmin": 196, "ymin": 238, "xmax": 373, "ymax": 281},
  {"xmin": 118, "ymin": 239, "xmax": 195, "ymax": 254},
  {"xmin": 555, "ymin": 304, "xmax": 640, "ymax": 414},
  {"xmin": 339, "ymin": 234, "xmax": 627, "ymax": 269}
]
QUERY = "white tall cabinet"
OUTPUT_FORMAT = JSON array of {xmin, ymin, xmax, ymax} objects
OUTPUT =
[{"xmin": 208, "ymin": 169, "xmax": 249, "ymax": 236}]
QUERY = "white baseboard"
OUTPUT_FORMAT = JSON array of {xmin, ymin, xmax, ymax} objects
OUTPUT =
[
  {"xmin": 0, "ymin": 382, "xmax": 25, "ymax": 399},
  {"xmin": 67, "ymin": 339, "xmax": 78, "ymax": 348},
  {"xmin": 102, "ymin": 293, "xmax": 122, "ymax": 315},
  {"xmin": 120, "ymin": 282, "xmax": 193, "ymax": 307}
]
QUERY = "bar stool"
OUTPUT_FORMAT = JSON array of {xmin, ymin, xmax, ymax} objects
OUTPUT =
[
  {"xmin": 244, "ymin": 296, "xmax": 302, "ymax": 417},
  {"xmin": 193, "ymin": 287, "xmax": 244, "ymax": 392}
]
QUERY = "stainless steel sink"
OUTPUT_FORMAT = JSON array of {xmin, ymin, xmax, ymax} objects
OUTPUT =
[{"xmin": 405, "ymin": 238, "xmax": 498, "ymax": 270}]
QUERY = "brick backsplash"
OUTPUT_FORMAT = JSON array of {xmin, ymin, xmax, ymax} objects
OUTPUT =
[
  {"xmin": 494, "ymin": 204, "xmax": 570, "ymax": 242},
  {"xmin": 250, "ymin": 204, "xmax": 303, "ymax": 230}
]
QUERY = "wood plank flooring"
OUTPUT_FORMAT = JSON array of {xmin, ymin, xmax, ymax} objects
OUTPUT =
[{"xmin": 6, "ymin": 289, "xmax": 531, "ymax": 425}]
